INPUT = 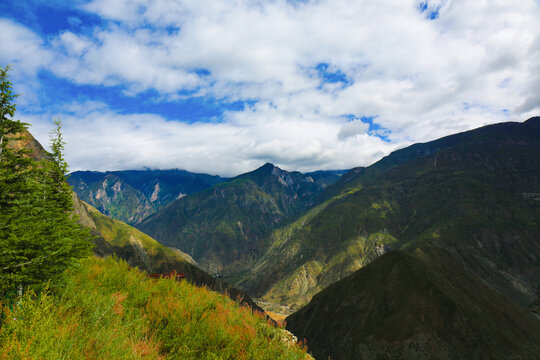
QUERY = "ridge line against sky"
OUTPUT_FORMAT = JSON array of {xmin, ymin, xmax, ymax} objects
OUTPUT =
[{"xmin": 1, "ymin": 0, "xmax": 539, "ymax": 176}]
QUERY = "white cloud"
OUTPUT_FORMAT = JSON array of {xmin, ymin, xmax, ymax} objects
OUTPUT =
[
  {"xmin": 0, "ymin": 18, "xmax": 51, "ymax": 75},
  {"xmin": 0, "ymin": 18, "xmax": 52, "ymax": 106},
  {"xmin": 51, "ymin": 28, "xmax": 204, "ymax": 93},
  {"xmin": 337, "ymin": 119, "xmax": 370, "ymax": 141},
  {"xmin": 22, "ymin": 103, "xmax": 398, "ymax": 176},
  {"xmin": 2, "ymin": 0, "xmax": 540, "ymax": 175}
]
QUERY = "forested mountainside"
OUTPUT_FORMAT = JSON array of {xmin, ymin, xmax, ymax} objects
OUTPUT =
[
  {"xmin": 69, "ymin": 169, "xmax": 227, "ymax": 225},
  {"xmin": 238, "ymin": 117, "xmax": 540, "ymax": 312},
  {"xmin": 286, "ymin": 248, "xmax": 540, "ymax": 360},
  {"xmin": 138, "ymin": 163, "xmax": 343, "ymax": 274}
]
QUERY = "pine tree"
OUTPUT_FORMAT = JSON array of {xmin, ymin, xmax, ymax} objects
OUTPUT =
[
  {"xmin": 0, "ymin": 64, "xmax": 36, "ymax": 295},
  {"xmin": 29, "ymin": 118, "xmax": 94, "ymax": 287},
  {"xmin": 0, "ymin": 65, "xmax": 32, "ymax": 212},
  {"xmin": 0, "ymin": 66, "xmax": 93, "ymax": 296}
]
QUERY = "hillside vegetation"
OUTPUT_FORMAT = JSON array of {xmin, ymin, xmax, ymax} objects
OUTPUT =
[
  {"xmin": 240, "ymin": 117, "xmax": 540, "ymax": 311},
  {"xmin": 69, "ymin": 170, "xmax": 226, "ymax": 225},
  {"xmin": 73, "ymin": 196, "xmax": 264, "ymax": 311},
  {"xmin": 0, "ymin": 256, "xmax": 311, "ymax": 360},
  {"xmin": 139, "ymin": 163, "xmax": 342, "ymax": 274},
  {"xmin": 286, "ymin": 248, "xmax": 540, "ymax": 360}
]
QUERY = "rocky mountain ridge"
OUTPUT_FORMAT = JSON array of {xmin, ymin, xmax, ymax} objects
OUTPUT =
[
  {"xmin": 138, "ymin": 163, "xmax": 344, "ymax": 275},
  {"xmin": 69, "ymin": 169, "xmax": 227, "ymax": 225}
]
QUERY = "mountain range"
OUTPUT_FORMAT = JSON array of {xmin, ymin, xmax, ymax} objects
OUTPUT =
[
  {"xmin": 68, "ymin": 169, "xmax": 227, "ymax": 225},
  {"xmin": 15, "ymin": 131, "xmax": 263, "ymax": 312},
  {"xmin": 137, "ymin": 164, "xmax": 344, "ymax": 274},
  {"xmin": 66, "ymin": 117, "xmax": 540, "ymax": 359},
  {"xmin": 236, "ymin": 117, "xmax": 540, "ymax": 314}
]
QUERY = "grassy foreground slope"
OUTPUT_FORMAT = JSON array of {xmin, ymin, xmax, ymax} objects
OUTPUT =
[
  {"xmin": 73, "ymin": 196, "xmax": 263, "ymax": 311},
  {"xmin": 0, "ymin": 256, "xmax": 311, "ymax": 360},
  {"xmin": 286, "ymin": 248, "xmax": 540, "ymax": 360}
]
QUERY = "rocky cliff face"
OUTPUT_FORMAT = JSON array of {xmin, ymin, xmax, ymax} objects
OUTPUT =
[
  {"xmin": 69, "ymin": 169, "xmax": 227, "ymax": 225},
  {"xmin": 70, "ymin": 173, "xmax": 155, "ymax": 225}
]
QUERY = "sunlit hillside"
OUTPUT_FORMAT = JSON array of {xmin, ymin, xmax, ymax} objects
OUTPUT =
[{"xmin": 0, "ymin": 256, "xmax": 311, "ymax": 360}]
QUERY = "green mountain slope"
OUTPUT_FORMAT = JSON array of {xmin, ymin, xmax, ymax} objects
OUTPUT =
[
  {"xmin": 286, "ymin": 248, "xmax": 540, "ymax": 360},
  {"xmin": 14, "ymin": 130, "xmax": 261, "ymax": 311},
  {"xmin": 239, "ymin": 117, "xmax": 540, "ymax": 311},
  {"xmin": 72, "ymin": 195, "xmax": 263, "ymax": 311},
  {"xmin": 69, "ymin": 169, "xmax": 227, "ymax": 225},
  {"xmin": 138, "ymin": 163, "xmax": 343, "ymax": 274}
]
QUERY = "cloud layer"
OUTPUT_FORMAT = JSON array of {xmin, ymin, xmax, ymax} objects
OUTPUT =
[{"xmin": 1, "ymin": 0, "xmax": 539, "ymax": 176}]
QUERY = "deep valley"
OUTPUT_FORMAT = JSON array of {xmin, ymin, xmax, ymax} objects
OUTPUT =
[{"xmin": 66, "ymin": 116, "xmax": 540, "ymax": 359}]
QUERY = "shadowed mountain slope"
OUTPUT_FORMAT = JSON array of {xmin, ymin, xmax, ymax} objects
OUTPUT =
[
  {"xmin": 239, "ymin": 117, "xmax": 540, "ymax": 311},
  {"xmin": 286, "ymin": 248, "xmax": 540, "ymax": 360}
]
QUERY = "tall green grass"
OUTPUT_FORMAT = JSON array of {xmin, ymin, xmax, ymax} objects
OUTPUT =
[{"xmin": 0, "ymin": 257, "xmax": 310, "ymax": 360}]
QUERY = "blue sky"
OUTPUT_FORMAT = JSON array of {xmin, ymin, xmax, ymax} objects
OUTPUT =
[{"xmin": 1, "ymin": 0, "xmax": 539, "ymax": 176}]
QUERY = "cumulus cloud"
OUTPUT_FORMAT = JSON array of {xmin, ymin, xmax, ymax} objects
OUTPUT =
[
  {"xmin": 24, "ymin": 103, "xmax": 397, "ymax": 176},
  {"xmin": 74, "ymin": 0, "xmax": 540, "ymax": 126},
  {"xmin": 1, "ymin": 0, "xmax": 540, "ymax": 175},
  {"xmin": 0, "ymin": 18, "xmax": 52, "ymax": 106},
  {"xmin": 0, "ymin": 18, "xmax": 51, "ymax": 75},
  {"xmin": 337, "ymin": 119, "xmax": 370, "ymax": 141}
]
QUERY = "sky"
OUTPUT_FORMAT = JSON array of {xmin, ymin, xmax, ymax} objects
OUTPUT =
[{"xmin": 1, "ymin": 0, "xmax": 539, "ymax": 177}]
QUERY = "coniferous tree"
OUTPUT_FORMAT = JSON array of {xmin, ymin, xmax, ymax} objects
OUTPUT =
[
  {"xmin": 0, "ymin": 66, "xmax": 93, "ymax": 296},
  {"xmin": 28, "ymin": 118, "xmax": 94, "ymax": 287},
  {"xmin": 0, "ymin": 65, "xmax": 35, "ymax": 295},
  {"xmin": 0, "ymin": 65, "xmax": 32, "ymax": 213}
]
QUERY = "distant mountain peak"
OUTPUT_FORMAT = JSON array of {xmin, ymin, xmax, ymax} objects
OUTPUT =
[
  {"xmin": 525, "ymin": 116, "xmax": 540, "ymax": 127},
  {"xmin": 257, "ymin": 162, "xmax": 278, "ymax": 172},
  {"xmin": 69, "ymin": 169, "xmax": 227, "ymax": 225},
  {"xmin": 247, "ymin": 162, "xmax": 299, "ymax": 187}
]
